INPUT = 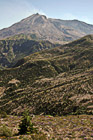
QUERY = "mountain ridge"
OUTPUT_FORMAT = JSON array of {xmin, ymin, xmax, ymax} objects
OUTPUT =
[{"xmin": 0, "ymin": 34, "xmax": 58, "ymax": 69}]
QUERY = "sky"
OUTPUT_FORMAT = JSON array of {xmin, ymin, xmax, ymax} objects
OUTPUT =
[{"xmin": 0, "ymin": 0, "xmax": 93, "ymax": 29}]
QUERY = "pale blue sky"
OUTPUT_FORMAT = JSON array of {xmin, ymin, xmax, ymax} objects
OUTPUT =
[{"xmin": 0, "ymin": 0, "xmax": 93, "ymax": 29}]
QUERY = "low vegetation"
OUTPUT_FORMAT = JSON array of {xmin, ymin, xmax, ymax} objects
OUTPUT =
[
  {"xmin": 0, "ymin": 115, "xmax": 93, "ymax": 140},
  {"xmin": 0, "ymin": 124, "xmax": 13, "ymax": 137},
  {"xmin": 0, "ymin": 35, "xmax": 93, "ymax": 115},
  {"xmin": 0, "ymin": 34, "xmax": 93, "ymax": 139}
]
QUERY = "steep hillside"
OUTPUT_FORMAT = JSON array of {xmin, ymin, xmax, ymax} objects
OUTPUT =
[
  {"xmin": 0, "ymin": 34, "xmax": 57, "ymax": 68},
  {"xmin": 0, "ymin": 13, "xmax": 93, "ymax": 43},
  {"xmin": 0, "ymin": 35, "xmax": 93, "ymax": 115}
]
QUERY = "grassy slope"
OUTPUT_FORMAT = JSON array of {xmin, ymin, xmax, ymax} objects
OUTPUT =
[
  {"xmin": 0, "ymin": 115, "xmax": 93, "ymax": 140},
  {"xmin": 0, "ymin": 35, "xmax": 93, "ymax": 115}
]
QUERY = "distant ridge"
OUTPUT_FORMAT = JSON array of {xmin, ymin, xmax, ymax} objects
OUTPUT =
[{"xmin": 0, "ymin": 34, "xmax": 58, "ymax": 68}]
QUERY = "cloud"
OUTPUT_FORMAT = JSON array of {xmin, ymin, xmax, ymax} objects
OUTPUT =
[
  {"xmin": 0, "ymin": 0, "xmax": 46, "ymax": 29},
  {"xmin": 61, "ymin": 13, "xmax": 92, "ymax": 24},
  {"xmin": 62, "ymin": 13, "xmax": 77, "ymax": 20},
  {"xmin": 11, "ymin": 0, "xmax": 45, "ymax": 16},
  {"xmin": 80, "ymin": 16, "xmax": 91, "ymax": 24}
]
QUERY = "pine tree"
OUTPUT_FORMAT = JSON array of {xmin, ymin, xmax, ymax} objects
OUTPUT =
[{"xmin": 19, "ymin": 110, "xmax": 35, "ymax": 134}]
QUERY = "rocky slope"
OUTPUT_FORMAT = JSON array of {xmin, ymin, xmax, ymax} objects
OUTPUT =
[{"xmin": 0, "ymin": 35, "xmax": 93, "ymax": 115}]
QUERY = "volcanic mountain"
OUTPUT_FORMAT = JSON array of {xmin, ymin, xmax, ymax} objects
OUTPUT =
[{"xmin": 0, "ymin": 13, "xmax": 93, "ymax": 43}]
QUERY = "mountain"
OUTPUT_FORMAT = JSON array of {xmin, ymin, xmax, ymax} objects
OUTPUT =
[
  {"xmin": 0, "ymin": 35, "xmax": 93, "ymax": 115},
  {"xmin": 0, "ymin": 34, "xmax": 58, "ymax": 69},
  {"xmin": 0, "ymin": 13, "xmax": 93, "ymax": 43}
]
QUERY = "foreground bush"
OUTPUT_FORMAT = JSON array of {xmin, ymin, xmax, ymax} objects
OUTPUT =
[
  {"xmin": 0, "ymin": 125, "xmax": 12, "ymax": 137},
  {"xmin": 0, "ymin": 111, "xmax": 7, "ymax": 118}
]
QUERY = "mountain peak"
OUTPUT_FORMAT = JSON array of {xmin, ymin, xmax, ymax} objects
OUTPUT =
[
  {"xmin": 35, "ymin": 13, "xmax": 40, "ymax": 15},
  {"xmin": 22, "ymin": 13, "xmax": 47, "ymax": 23},
  {"xmin": 33, "ymin": 13, "xmax": 47, "ymax": 19}
]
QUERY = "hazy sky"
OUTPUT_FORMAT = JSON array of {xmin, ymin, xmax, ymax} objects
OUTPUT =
[{"xmin": 0, "ymin": 0, "xmax": 93, "ymax": 29}]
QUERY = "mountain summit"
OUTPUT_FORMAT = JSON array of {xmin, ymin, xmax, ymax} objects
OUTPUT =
[{"xmin": 0, "ymin": 13, "xmax": 93, "ymax": 43}]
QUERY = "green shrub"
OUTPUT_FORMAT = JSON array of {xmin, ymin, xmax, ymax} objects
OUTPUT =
[
  {"xmin": 0, "ymin": 111, "xmax": 7, "ymax": 118},
  {"xmin": 31, "ymin": 133, "xmax": 47, "ymax": 140},
  {"xmin": 0, "ymin": 125, "xmax": 13, "ymax": 137},
  {"xmin": 19, "ymin": 110, "xmax": 36, "ymax": 134}
]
